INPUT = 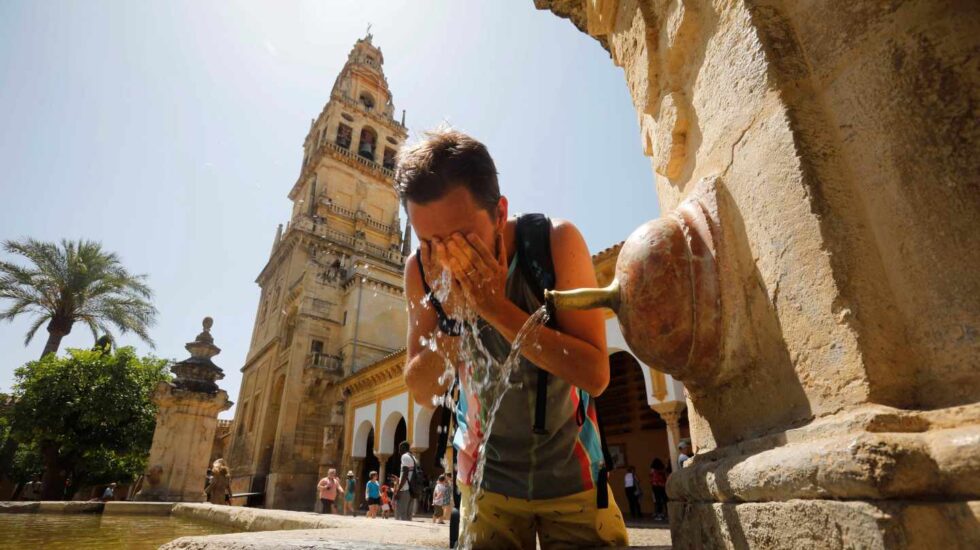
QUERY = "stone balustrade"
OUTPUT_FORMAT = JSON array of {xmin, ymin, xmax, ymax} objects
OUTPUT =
[
  {"xmin": 307, "ymin": 352, "xmax": 343, "ymax": 373},
  {"xmin": 321, "ymin": 201, "xmax": 398, "ymax": 235}
]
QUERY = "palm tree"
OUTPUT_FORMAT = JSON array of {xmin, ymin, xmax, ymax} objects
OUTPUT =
[{"xmin": 0, "ymin": 238, "xmax": 157, "ymax": 358}]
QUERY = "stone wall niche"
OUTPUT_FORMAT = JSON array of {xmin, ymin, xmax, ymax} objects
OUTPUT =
[
  {"xmin": 538, "ymin": 0, "xmax": 980, "ymax": 547},
  {"xmin": 136, "ymin": 318, "xmax": 232, "ymax": 502}
]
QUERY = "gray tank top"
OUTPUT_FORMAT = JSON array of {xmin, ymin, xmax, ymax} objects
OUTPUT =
[{"xmin": 467, "ymin": 256, "xmax": 591, "ymax": 500}]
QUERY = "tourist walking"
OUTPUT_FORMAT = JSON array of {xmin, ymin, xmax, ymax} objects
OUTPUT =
[
  {"xmin": 317, "ymin": 468, "xmax": 341, "ymax": 514},
  {"xmin": 365, "ymin": 471, "xmax": 381, "ymax": 518},
  {"xmin": 624, "ymin": 465, "xmax": 642, "ymax": 519},
  {"xmin": 431, "ymin": 474, "xmax": 451, "ymax": 524},
  {"xmin": 650, "ymin": 458, "xmax": 669, "ymax": 521},
  {"xmin": 678, "ymin": 439, "xmax": 693, "ymax": 468},
  {"xmin": 343, "ymin": 471, "xmax": 357, "ymax": 516},
  {"xmin": 205, "ymin": 460, "xmax": 231, "ymax": 505},
  {"xmin": 395, "ymin": 441, "xmax": 416, "ymax": 521}
]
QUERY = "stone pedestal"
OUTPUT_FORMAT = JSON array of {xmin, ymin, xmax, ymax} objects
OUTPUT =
[
  {"xmin": 137, "ymin": 318, "xmax": 232, "ymax": 502},
  {"xmin": 538, "ymin": 1, "xmax": 980, "ymax": 547}
]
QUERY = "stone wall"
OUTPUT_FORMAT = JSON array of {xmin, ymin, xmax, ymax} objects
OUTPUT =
[{"xmin": 538, "ymin": 0, "xmax": 979, "ymax": 547}]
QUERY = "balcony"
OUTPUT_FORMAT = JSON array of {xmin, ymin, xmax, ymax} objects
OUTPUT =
[
  {"xmin": 288, "ymin": 216, "xmax": 404, "ymax": 266},
  {"xmin": 320, "ymin": 141, "xmax": 395, "ymax": 181},
  {"xmin": 307, "ymin": 352, "xmax": 343, "ymax": 374},
  {"xmin": 334, "ymin": 94, "xmax": 406, "ymax": 131},
  {"xmin": 321, "ymin": 201, "xmax": 398, "ymax": 235}
]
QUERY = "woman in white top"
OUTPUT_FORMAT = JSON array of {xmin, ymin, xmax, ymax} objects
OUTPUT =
[{"xmin": 624, "ymin": 465, "xmax": 642, "ymax": 519}]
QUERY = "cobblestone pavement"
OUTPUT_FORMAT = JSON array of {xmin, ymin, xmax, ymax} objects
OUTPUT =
[{"xmin": 164, "ymin": 513, "xmax": 672, "ymax": 548}]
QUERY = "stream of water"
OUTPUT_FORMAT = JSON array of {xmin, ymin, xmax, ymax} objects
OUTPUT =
[{"xmin": 417, "ymin": 269, "xmax": 550, "ymax": 549}]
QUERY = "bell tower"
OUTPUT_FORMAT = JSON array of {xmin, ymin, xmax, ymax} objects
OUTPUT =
[{"xmin": 226, "ymin": 32, "xmax": 410, "ymax": 511}]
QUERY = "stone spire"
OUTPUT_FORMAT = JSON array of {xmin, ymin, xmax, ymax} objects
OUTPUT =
[
  {"xmin": 401, "ymin": 222, "xmax": 413, "ymax": 258},
  {"xmin": 170, "ymin": 317, "xmax": 225, "ymax": 394}
]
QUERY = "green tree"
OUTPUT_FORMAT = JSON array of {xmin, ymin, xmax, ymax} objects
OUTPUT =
[
  {"xmin": 0, "ymin": 238, "xmax": 157, "ymax": 358},
  {"xmin": 9, "ymin": 347, "xmax": 170, "ymax": 499}
]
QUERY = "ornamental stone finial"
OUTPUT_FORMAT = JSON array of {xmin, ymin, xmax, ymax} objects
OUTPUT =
[{"xmin": 171, "ymin": 316, "xmax": 224, "ymax": 393}]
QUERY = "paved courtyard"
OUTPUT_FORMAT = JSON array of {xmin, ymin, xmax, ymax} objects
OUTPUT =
[{"xmin": 163, "ymin": 505, "xmax": 672, "ymax": 548}]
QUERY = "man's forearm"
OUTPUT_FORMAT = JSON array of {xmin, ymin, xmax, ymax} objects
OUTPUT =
[
  {"xmin": 405, "ymin": 333, "xmax": 460, "ymax": 407},
  {"xmin": 482, "ymin": 299, "xmax": 608, "ymax": 395}
]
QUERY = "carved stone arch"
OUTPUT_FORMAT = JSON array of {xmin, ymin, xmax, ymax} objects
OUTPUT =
[
  {"xmin": 412, "ymin": 405, "xmax": 435, "ymax": 450},
  {"xmin": 351, "ymin": 419, "xmax": 374, "ymax": 458},
  {"xmin": 378, "ymin": 411, "xmax": 405, "ymax": 456}
]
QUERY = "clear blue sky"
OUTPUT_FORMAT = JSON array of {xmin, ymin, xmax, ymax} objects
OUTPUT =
[{"xmin": 0, "ymin": 1, "xmax": 660, "ymax": 417}]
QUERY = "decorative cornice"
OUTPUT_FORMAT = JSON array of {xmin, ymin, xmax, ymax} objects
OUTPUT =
[{"xmin": 342, "ymin": 348, "xmax": 406, "ymax": 394}]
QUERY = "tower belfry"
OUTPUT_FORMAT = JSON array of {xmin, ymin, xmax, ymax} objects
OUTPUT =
[{"xmin": 225, "ymin": 35, "xmax": 409, "ymax": 511}]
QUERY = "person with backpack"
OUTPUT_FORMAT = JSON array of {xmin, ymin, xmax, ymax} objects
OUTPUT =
[
  {"xmin": 398, "ymin": 129, "xmax": 627, "ymax": 548},
  {"xmin": 395, "ymin": 440, "xmax": 418, "ymax": 521}
]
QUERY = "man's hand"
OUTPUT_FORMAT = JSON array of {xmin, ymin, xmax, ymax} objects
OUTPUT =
[
  {"xmin": 442, "ymin": 232, "xmax": 509, "ymax": 322},
  {"xmin": 420, "ymin": 238, "xmax": 464, "ymax": 314}
]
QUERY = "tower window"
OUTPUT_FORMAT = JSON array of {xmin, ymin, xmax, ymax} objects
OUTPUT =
[
  {"xmin": 359, "ymin": 92, "xmax": 375, "ymax": 111},
  {"xmin": 310, "ymin": 339, "xmax": 324, "ymax": 355},
  {"xmin": 358, "ymin": 126, "xmax": 378, "ymax": 161},
  {"xmin": 336, "ymin": 124, "xmax": 353, "ymax": 150},
  {"xmin": 383, "ymin": 147, "xmax": 396, "ymax": 170}
]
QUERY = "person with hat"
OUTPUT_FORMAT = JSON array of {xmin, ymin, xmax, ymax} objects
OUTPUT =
[
  {"xmin": 343, "ymin": 470, "xmax": 358, "ymax": 516},
  {"xmin": 678, "ymin": 439, "xmax": 694, "ymax": 468}
]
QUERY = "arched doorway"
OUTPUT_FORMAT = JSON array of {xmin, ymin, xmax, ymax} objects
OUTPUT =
[
  {"xmin": 379, "ymin": 415, "xmax": 407, "ymax": 486},
  {"xmin": 361, "ymin": 428, "xmax": 380, "ymax": 487},
  {"xmin": 597, "ymin": 351, "xmax": 684, "ymax": 517},
  {"xmin": 416, "ymin": 406, "xmax": 444, "ymax": 475}
]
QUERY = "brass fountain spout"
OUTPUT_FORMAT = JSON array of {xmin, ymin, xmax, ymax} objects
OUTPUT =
[
  {"xmin": 544, "ymin": 178, "xmax": 724, "ymax": 391},
  {"xmin": 544, "ymin": 280, "xmax": 621, "ymax": 312}
]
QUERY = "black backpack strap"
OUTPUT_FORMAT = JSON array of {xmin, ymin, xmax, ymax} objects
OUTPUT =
[
  {"xmin": 592, "ymin": 393, "xmax": 613, "ymax": 509},
  {"xmin": 435, "ymin": 379, "xmax": 457, "ymax": 468},
  {"xmin": 515, "ymin": 214, "xmax": 557, "ymax": 435}
]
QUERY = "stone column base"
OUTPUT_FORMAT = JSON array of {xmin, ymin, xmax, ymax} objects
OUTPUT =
[{"xmin": 669, "ymin": 499, "xmax": 980, "ymax": 549}]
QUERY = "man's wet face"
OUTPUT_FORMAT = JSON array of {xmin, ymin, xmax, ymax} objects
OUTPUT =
[{"xmin": 407, "ymin": 185, "xmax": 502, "ymax": 257}]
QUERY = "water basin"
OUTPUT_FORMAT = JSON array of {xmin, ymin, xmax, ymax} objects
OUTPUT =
[{"xmin": 0, "ymin": 512, "xmax": 237, "ymax": 549}]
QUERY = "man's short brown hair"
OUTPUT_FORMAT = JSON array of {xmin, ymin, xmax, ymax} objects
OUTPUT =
[{"xmin": 395, "ymin": 129, "xmax": 500, "ymax": 215}]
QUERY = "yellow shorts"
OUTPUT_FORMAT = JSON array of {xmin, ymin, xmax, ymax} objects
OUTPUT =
[{"xmin": 459, "ymin": 483, "xmax": 629, "ymax": 549}]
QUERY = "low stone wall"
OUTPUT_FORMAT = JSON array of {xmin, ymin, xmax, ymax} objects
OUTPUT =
[
  {"xmin": 0, "ymin": 502, "xmax": 39, "ymax": 514},
  {"xmin": 37, "ymin": 501, "xmax": 104, "ymax": 514},
  {"xmin": 0, "ymin": 501, "xmax": 175, "ymax": 515},
  {"xmin": 103, "ymin": 501, "xmax": 174, "ymax": 515},
  {"xmin": 171, "ymin": 503, "xmax": 349, "ymax": 532},
  {"xmin": 167, "ymin": 504, "xmax": 452, "ymax": 548}
]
